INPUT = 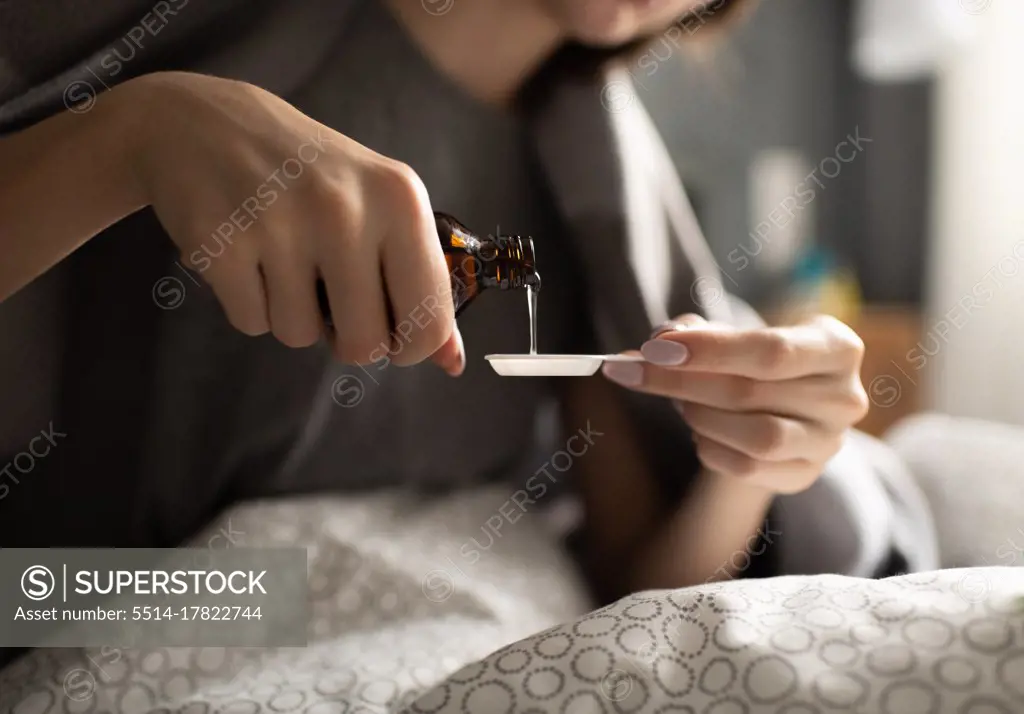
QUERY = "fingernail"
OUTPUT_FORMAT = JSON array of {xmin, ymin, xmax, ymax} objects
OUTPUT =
[
  {"xmin": 641, "ymin": 339, "xmax": 689, "ymax": 366},
  {"xmin": 651, "ymin": 321, "xmax": 687, "ymax": 338},
  {"xmin": 602, "ymin": 361, "xmax": 644, "ymax": 387},
  {"xmin": 448, "ymin": 325, "xmax": 466, "ymax": 377},
  {"xmin": 432, "ymin": 324, "xmax": 465, "ymax": 377}
]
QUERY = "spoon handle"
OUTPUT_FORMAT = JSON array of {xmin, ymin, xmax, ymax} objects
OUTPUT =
[{"xmin": 601, "ymin": 355, "xmax": 646, "ymax": 362}]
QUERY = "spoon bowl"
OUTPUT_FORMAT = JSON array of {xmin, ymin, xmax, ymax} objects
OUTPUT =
[{"xmin": 485, "ymin": 353, "xmax": 645, "ymax": 377}]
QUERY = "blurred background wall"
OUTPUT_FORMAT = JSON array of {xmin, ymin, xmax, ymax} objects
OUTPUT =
[
  {"xmin": 637, "ymin": 0, "xmax": 1023, "ymax": 435},
  {"xmin": 927, "ymin": 0, "xmax": 1024, "ymax": 424}
]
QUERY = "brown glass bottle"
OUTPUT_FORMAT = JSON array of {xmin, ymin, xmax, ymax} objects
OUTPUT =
[{"xmin": 318, "ymin": 212, "xmax": 540, "ymax": 325}]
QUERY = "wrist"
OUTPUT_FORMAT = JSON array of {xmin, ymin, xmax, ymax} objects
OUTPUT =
[
  {"xmin": 0, "ymin": 80, "xmax": 151, "ymax": 301},
  {"xmin": 698, "ymin": 467, "xmax": 775, "ymax": 513},
  {"xmin": 103, "ymin": 75, "xmax": 160, "ymax": 211}
]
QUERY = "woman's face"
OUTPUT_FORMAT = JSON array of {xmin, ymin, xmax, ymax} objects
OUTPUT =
[{"xmin": 538, "ymin": 0, "xmax": 711, "ymax": 45}]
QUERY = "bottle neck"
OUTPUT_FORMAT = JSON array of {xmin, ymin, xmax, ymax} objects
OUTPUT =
[
  {"xmin": 484, "ymin": 235, "xmax": 541, "ymax": 291},
  {"xmin": 435, "ymin": 212, "xmax": 540, "ymax": 316}
]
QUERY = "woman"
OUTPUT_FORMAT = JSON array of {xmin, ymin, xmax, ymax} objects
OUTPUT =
[{"xmin": 0, "ymin": 0, "xmax": 936, "ymax": 610}]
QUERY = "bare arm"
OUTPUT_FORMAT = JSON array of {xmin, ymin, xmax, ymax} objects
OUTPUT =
[
  {"xmin": 0, "ymin": 87, "xmax": 146, "ymax": 303},
  {"xmin": 562, "ymin": 374, "xmax": 773, "ymax": 602}
]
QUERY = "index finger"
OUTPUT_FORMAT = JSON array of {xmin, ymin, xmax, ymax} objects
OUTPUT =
[
  {"xmin": 377, "ymin": 164, "xmax": 455, "ymax": 366},
  {"xmin": 645, "ymin": 323, "xmax": 856, "ymax": 380}
]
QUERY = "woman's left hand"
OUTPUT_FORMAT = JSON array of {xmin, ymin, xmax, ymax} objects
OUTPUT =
[{"xmin": 601, "ymin": 314, "xmax": 870, "ymax": 494}]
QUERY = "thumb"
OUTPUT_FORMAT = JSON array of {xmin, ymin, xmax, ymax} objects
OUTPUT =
[
  {"xmin": 429, "ymin": 322, "xmax": 465, "ymax": 377},
  {"xmin": 651, "ymin": 313, "xmax": 708, "ymax": 338}
]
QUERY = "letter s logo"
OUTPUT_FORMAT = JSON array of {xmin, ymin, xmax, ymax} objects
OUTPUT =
[{"xmin": 22, "ymin": 565, "xmax": 56, "ymax": 601}]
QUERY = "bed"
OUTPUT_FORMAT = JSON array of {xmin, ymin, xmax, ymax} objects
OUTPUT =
[{"xmin": 3, "ymin": 413, "xmax": 1023, "ymax": 713}]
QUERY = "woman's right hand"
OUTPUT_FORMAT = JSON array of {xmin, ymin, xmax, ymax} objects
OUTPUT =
[{"xmin": 123, "ymin": 71, "xmax": 463, "ymax": 374}]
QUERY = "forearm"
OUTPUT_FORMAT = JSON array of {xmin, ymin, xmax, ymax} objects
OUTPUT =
[
  {"xmin": 565, "ymin": 376, "xmax": 774, "ymax": 599},
  {"xmin": 0, "ymin": 83, "xmax": 146, "ymax": 303},
  {"xmin": 625, "ymin": 468, "xmax": 774, "ymax": 592}
]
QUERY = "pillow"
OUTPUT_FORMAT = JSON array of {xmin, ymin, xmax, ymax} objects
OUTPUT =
[{"xmin": 404, "ymin": 568, "xmax": 1024, "ymax": 713}]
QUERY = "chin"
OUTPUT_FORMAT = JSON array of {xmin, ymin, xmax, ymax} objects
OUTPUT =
[{"xmin": 545, "ymin": 0, "xmax": 648, "ymax": 46}]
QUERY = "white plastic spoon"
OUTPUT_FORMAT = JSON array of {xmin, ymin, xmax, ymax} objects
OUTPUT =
[{"xmin": 485, "ymin": 353, "xmax": 645, "ymax": 377}]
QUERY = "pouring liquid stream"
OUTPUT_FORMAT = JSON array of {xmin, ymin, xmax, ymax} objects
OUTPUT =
[
  {"xmin": 486, "ymin": 279, "xmax": 645, "ymax": 376},
  {"xmin": 527, "ymin": 284, "xmax": 538, "ymax": 355}
]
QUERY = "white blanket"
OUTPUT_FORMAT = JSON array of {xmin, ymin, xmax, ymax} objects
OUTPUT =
[{"xmin": 2, "ymin": 489, "xmax": 1022, "ymax": 714}]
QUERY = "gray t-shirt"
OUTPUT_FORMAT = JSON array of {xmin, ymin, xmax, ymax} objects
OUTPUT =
[
  {"xmin": 284, "ymin": 1, "xmax": 585, "ymax": 491},
  {"xmin": 0, "ymin": 0, "xmax": 585, "ymax": 546}
]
